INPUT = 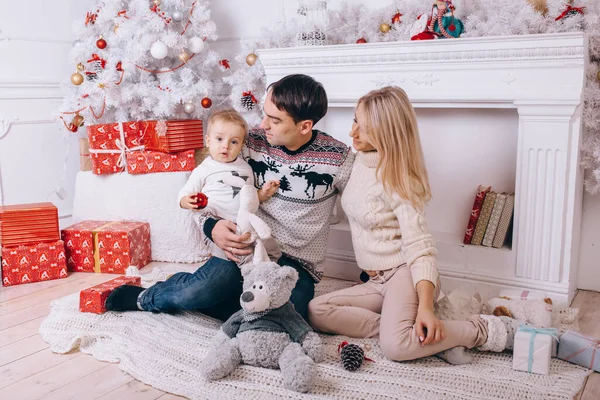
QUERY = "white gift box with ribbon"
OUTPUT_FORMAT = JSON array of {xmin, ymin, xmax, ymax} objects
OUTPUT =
[{"xmin": 513, "ymin": 326, "xmax": 559, "ymax": 375}]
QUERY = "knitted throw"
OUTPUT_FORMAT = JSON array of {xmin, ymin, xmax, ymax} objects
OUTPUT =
[{"xmin": 39, "ymin": 271, "xmax": 591, "ymax": 400}]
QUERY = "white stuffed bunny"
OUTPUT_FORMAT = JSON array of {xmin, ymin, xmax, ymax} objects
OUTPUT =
[{"xmin": 213, "ymin": 175, "xmax": 276, "ymax": 266}]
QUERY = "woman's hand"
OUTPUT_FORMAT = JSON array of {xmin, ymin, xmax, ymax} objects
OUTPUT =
[
  {"xmin": 415, "ymin": 307, "xmax": 445, "ymax": 346},
  {"xmin": 415, "ymin": 279, "xmax": 444, "ymax": 346}
]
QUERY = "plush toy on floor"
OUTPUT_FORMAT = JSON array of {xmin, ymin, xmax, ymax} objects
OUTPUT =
[
  {"xmin": 199, "ymin": 262, "xmax": 322, "ymax": 393},
  {"xmin": 487, "ymin": 296, "xmax": 553, "ymax": 328}
]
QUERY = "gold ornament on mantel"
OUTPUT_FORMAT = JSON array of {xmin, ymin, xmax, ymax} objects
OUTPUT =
[
  {"xmin": 76, "ymin": 63, "xmax": 84, "ymax": 71},
  {"xmin": 379, "ymin": 23, "xmax": 392, "ymax": 33},
  {"xmin": 71, "ymin": 72, "xmax": 84, "ymax": 85},
  {"xmin": 178, "ymin": 51, "xmax": 190, "ymax": 63},
  {"xmin": 246, "ymin": 53, "xmax": 258, "ymax": 66}
]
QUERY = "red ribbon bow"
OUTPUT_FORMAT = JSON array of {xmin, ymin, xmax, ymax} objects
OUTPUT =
[
  {"xmin": 219, "ymin": 59, "xmax": 231, "ymax": 70},
  {"xmin": 242, "ymin": 91, "xmax": 258, "ymax": 104},
  {"xmin": 555, "ymin": 5, "xmax": 586, "ymax": 21},
  {"xmin": 116, "ymin": 61, "xmax": 123, "ymax": 72},
  {"xmin": 117, "ymin": 10, "xmax": 129, "ymax": 19},
  {"xmin": 87, "ymin": 54, "xmax": 107, "ymax": 69},
  {"xmin": 85, "ymin": 12, "xmax": 97, "ymax": 26}
]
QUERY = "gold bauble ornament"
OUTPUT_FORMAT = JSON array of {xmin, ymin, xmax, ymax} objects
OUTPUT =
[
  {"xmin": 73, "ymin": 114, "xmax": 84, "ymax": 127},
  {"xmin": 246, "ymin": 53, "xmax": 258, "ymax": 66},
  {"xmin": 178, "ymin": 51, "xmax": 190, "ymax": 63},
  {"xmin": 71, "ymin": 72, "xmax": 84, "ymax": 85},
  {"xmin": 379, "ymin": 23, "xmax": 391, "ymax": 33},
  {"xmin": 152, "ymin": 0, "xmax": 160, "ymax": 6},
  {"xmin": 526, "ymin": 0, "xmax": 548, "ymax": 16},
  {"xmin": 76, "ymin": 63, "xmax": 84, "ymax": 71},
  {"xmin": 98, "ymin": 83, "xmax": 107, "ymax": 89}
]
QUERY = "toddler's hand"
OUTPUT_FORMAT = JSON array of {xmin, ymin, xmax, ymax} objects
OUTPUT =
[
  {"xmin": 180, "ymin": 193, "xmax": 208, "ymax": 210},
  {"xmin": 258, "ymin": 180, "xmax": 280, "ymax": 202}
]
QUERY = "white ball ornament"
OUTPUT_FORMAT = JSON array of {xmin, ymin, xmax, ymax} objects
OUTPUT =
[
  {"xmin": 172, "ymin": 10, "xmax": 184, "ymax": 22},
  {"xmin": 188, "ymin": 37, "xmax": 205, "ymax": 54},
  {"xmin": 184, "ymin": 102, "xmax": 196, "ymax": 114},
  {"xmin": 150, "ymin": 41, "xmax": 168, "ymax": 59}
]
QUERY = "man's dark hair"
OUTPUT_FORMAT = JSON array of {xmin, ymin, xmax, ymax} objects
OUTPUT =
[{"xmin": 267, "ymin": 74, "xmax": 328, "ymax": 125}]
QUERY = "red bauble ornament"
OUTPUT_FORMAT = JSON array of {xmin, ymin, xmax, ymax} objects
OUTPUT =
[
  {"xmin": 356, "ymin": 38, "xmax": 367, "ymax": 44},
  {"xmin": 392, "ymin": 12, "xmax": 402, "ymax": 24},
  {"xmin": 193, "ymin": 193, "xmax": 208, "ymax": 209},
  {"xmin": 96, "ymin": 37, "xmax": 107, "ymax": 49},
  {"xmin": 201, "ymin": 97, "xmax": 212, "ymax": 108}
]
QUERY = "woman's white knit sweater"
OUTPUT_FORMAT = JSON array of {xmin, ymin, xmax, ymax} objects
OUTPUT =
[{"xmin": 341, "ymin": 151, "xmax": 439, "ymax": 289}]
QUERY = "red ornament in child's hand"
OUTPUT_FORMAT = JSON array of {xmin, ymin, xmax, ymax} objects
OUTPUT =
[{"xmin": 193, "ymin": 193, "xmax": 208, "ymax": 209}]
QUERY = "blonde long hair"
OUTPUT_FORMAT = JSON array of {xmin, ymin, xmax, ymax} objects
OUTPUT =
[{"xmin": 357, "ymin": 86, "xmax": 432, "ymax": 210}]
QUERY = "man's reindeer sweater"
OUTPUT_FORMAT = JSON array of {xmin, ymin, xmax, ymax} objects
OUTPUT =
[{"xmin": 204, "ymin": 128, "xmax": 354, "ymax": 282}]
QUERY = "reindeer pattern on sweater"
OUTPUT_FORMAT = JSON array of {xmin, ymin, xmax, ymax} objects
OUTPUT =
[{"xmin": 243, "ymin": 129, "xmax": 354, "ymax": 281}]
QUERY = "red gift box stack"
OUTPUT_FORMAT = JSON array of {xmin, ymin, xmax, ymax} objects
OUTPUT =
[
  {"xmin": 80, "ymin": 275, "xmax": 142, "ymax": 313},
  {"xmin": 0, "ymin": 203, "xmax": 68, "ymax": 286},
  {"xmin": 87, "ymin": 119, "xmax": 203, "ymax": 175},
  {"xmin": 62, "ymin": 220, "xmax": 151, "ymax": 274}
]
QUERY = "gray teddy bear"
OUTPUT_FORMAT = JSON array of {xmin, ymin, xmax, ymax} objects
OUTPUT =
[{"xmin": 199, "ymin": 261, "xmax": 323, "ymax": 393}]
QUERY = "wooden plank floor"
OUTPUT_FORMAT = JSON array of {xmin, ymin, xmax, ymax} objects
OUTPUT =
[{"xmin": 0, "ymin": 264, "xmax": 598, "ymax": 399}]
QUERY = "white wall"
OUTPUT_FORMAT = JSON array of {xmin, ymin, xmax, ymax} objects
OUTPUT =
[
  {"xmin": 2, "ymin": 0, "xmax": 598, "ymax": 291},
  {"xmin": 0, "ymin": 0, "xmax": 91, "ymax": 228}
]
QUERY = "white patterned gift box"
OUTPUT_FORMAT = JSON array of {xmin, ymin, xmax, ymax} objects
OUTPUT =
[{"xmin": 513, "ymin": 326, "xmax": 559, "ymax": 375}]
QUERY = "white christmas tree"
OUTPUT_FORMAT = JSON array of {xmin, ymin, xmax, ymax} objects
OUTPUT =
[{"xmin": 59, "ymin": 0, "xmax": 220, "ymax": 132}]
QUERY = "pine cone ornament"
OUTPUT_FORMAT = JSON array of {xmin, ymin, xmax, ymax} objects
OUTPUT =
[
  {"xmin": 338, "ymin": 341, "xmax": 368, "ymax": 371},
  {"xmin": 241, "ymin": 93, "xmax": 256, "ymax": 111}
]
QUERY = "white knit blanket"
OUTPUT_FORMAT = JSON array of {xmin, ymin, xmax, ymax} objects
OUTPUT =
[{"xmin": 39, "ymin": 271, "xmax": 591, "ymax": 400}]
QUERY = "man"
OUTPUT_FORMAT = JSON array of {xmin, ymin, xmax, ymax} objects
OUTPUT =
[{"xmin": 106, "ymin": 74, "xmax": 354, "ymax": 321}]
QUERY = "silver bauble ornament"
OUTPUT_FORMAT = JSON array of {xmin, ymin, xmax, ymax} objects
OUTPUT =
[
  {"xmin": 184, "ymin": 102, "xmax": 195, "ymax": 114},
  {"xmin": 172, "ymin": 10, "xmax": 184, "ymax": 22}
]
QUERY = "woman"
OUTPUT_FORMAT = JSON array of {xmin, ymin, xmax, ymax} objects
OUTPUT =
[{"xmin": 308, "ymin": 86, "xmax": 515, "ymax": 362}]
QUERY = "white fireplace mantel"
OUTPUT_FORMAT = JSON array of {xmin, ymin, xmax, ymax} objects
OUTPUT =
[{"xmin": 258, "ymin": 32, "xmax": 587, "ymax": 303}]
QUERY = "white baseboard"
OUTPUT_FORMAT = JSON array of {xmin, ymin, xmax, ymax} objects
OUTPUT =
[{"xmin": 323, "ymin": 248, "xmax": 569, "ymax": 304}]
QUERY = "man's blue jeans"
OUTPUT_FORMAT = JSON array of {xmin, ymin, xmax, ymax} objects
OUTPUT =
[{"xmin": 138, "ymin": 254, "xmax": 315, "ymax": 321}]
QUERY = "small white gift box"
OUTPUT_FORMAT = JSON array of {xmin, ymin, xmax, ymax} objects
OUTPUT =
[{"xmin": 513, "ymin": 326, "xmax": 559, "ymax": 375}]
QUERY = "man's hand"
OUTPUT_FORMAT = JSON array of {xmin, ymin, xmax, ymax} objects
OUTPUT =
[
  {"xmin": 258, "ymin": 180, "xmax": 280, "ymax": 202},
  {"xmin": 211, "ymin": 220, "xmax": 253, "ymax": 262}
]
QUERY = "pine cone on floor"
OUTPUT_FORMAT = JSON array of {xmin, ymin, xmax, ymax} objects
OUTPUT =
[{"xmin": 339, "ymin": 342, "xmax": 364, "ymax": 372}]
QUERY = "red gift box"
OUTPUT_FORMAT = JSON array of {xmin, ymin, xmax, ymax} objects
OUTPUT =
[
  {"xmin": 142, "ymin": 120, "xmax": 204, "ymax": 153},
  {"xmin": 126, "ymin": 149, "xmax": 195, "ymax": 174},
  {"xmin": 0, "ymin": 202, "xmax": 60, "ymax": 247},
  {"xmin": 1, "ymin": 240, "xmax": 68, "ymax": 286},
  {"xmin": 80, "ymin": 276, "xmax": 142, "ymax": 313},
  {"xmin": 87, "ymin": 121, "xmax": 145, "ymax": 175},
  {"xmin": 62, "ymin": 220, "xmax": 151, "ymax": 274}
]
